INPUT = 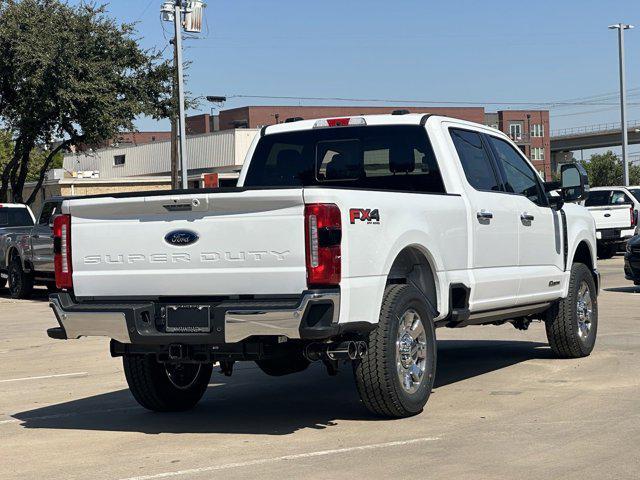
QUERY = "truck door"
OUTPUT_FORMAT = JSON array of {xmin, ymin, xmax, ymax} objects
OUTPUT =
[
  {"xmin": 485, "ymin": 135, "xmax": 563, "ymax": 304},
  {"xmin": 449, "ymin": 128, "xmax": 519, "ymax": 311},
  {"xmin": 31, "ymin": 201, "xmax": 60, "ymax": 273}
]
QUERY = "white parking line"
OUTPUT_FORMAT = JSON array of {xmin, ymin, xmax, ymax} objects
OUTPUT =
[
  {"xmin": 118, "ymin": 437, "xmax": 441, "ymax": 480},
  {"xmin": 0, "ymin": 372, "xmax": 88, "ymax": 383}
]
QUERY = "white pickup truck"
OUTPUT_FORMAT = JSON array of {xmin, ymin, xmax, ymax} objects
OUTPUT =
[
  {"xmin": 47, "ymin": 114, "xmax": 599, "ymax": 418},
  {"xmin": 583, "ymin": 186, "xmax": 638, "ymax": 259}
]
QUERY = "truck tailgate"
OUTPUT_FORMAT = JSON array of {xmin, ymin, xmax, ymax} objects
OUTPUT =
[
  {"xmin": 66, "ymin": 190, "xmax": 307, "ymax": 297},
  {"xmin": 587, "ymin": 205, "xmax": 632, "ymax": 230}
]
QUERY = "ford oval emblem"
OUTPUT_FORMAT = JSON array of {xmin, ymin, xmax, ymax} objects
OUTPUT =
[{"xmin": 165, "ymin": 230, "xmax": 199, "ymax": 246}]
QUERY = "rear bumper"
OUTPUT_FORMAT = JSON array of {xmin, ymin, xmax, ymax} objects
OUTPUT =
[{"xmin": 48, "ymin": 290, "xmax": 346, "ymax": 344}]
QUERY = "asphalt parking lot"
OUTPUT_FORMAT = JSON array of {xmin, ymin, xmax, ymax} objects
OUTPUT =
[{"xmin": 1, "ymin": 256, "xmax": 639, "ymax": 480}]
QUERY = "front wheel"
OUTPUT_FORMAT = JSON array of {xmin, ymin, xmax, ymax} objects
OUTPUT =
[
  {"xmin": 353, "ymin": 284, "xmax": 437, "ymax": 418},
  {"xmin": 123, "ymin": 354, "xmax": 212, "ymax": 412},
  {"xmin": 545, "ymin": 263, "xmax": 598, "ymax": 358}
]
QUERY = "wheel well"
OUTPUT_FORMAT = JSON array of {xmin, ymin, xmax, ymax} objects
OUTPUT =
[
  {"xmin": 386, "ymin": 246, "xmax": 437, "ymax": 315},
  {"xmin": 573, "ymin": 241, "xmax": 593, "ymax": 271}
]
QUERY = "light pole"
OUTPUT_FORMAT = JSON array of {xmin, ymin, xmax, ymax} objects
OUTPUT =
[
  {"xmin": 162, "ymin": 1, "xmax": 206, "ymax": 190},
  {"xmin": 609, "ymin": 23, "xmax": 634, "ymax": 186}
]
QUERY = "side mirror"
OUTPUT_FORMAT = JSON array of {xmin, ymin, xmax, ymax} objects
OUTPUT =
[{"xmin": 560, "ymin": 163, "xmax": 589, "ymax": 203}]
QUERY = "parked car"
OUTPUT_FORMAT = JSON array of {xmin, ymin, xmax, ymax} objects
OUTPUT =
[
  {"xmin": 46, "ymin": 114, "xmax": 598, "ymax": 418},
  {"xmin": 624, "ymin": 235, "xmax": 640, "ymax": 284},
  {"xmin": 0, "ymin": 203, "xmax": 36, "ymax": 290},
  {"xmin": 583, "ymin": 186, "xmax": 638, "ymax": 259},
  {"xmin": 0, "ymin": 197, "xmax": 65, "ymax": 298}
]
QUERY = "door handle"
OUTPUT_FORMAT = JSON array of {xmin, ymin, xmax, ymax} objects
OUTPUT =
[
  {"xmin": 477, "ymin": 210, "xmax": 493, "ymax": 220},
  {"xmin": 32, "ymin": 234, "xmax": 40, "ymax": 239},
  {"xmin": 521, "ymin": 212, "xmax": 535, "ymax": 222}
]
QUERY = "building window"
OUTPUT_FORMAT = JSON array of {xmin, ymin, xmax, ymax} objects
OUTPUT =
[
  {"xmin": 531, "ymin": 124, "xmax": 544, "ymax": 137},
  {"xmin": 509, "ymin": 123, "xmax": 522, "ymax": 140},
  {"xmin": 531, "ymin": 147, "xmax": 545, "ymax": 161},
  {"xmin": 114, "ymin": 154, "xmax": 126, "ymax": 166}
]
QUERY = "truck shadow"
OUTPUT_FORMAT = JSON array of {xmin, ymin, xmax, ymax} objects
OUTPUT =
[
  {"xmin": 12, "ymin": 339, "xmax": 552, "ymax": 435},
  {"xmin": 604, "ymin": 286, "xmax": 640, "ymax": 294},
  {"xmin": 0, "ymin": 287, "xmax": 50, "ymax": 302}
]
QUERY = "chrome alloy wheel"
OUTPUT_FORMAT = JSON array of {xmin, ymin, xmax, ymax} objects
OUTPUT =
[
  {"xmin": 576, "ymin": 281, "xmax": 593, "ymax": 340},
  {"xmin": 396, "ymin": 309, "xmax": 428, "ymax": 394},
  {"xmin": 165, "ymin": 363, "xmax": 202, "ymax": 390}
]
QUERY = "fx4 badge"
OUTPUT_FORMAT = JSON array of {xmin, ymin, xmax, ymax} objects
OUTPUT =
[{"xmin": 350, "ymin": 208, "xmax": 380, "ymax": 225}]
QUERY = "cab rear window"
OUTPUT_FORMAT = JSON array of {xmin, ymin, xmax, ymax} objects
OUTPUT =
[
  {"xmin": 244, "ymin": 125, "xmax": 446, "ymax": 193},
  {"xmin": 0, "ymin": 208, "xmax": 33, "ymax": 227}
]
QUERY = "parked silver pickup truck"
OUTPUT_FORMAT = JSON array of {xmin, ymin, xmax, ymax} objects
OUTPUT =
[{"xmin": 0, "ymin": 198, "xmax": 64, "ymax": 298}]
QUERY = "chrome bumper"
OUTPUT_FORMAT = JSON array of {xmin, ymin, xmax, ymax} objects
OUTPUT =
[
  {"xmin": 224, "ymin": 292, "xmax": 340, "ymax": 342},
  {"xmin": 48, "ymin": 291, "xmax": 340, "ymax": 344},
  {"xmin": 49, "ymin": 296, "xmax": 131, "ymax": 343}
]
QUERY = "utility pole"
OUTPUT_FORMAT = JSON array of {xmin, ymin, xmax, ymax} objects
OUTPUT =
[
  {"xmin": 162, "ymin": 1, "xmax": 205, "ymax": 190},
  {"xmin": 173, "ymin": 0, "xmax": 188, "ymax": 190},
  {"xmin": 609, "ymin": 23, "xmax": 634, "ymax": 186},
  {"xmin": 170, "ymin": 36, "xmax": 180, "ymax": 190}
]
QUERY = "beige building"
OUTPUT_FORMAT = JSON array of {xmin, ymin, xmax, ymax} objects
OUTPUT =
[{"xmin": 16, "ymin": 128, "xmax": 260, "ymax": 215}]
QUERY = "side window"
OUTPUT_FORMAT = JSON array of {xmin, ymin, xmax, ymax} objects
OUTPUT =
[
  {"xmin": 450, "ymin": 128, "xmax": 501, "ymax": 192},
  {"xmin": 488, "ymin": 136, "xmax": 547, "ymax": 206},
  {"xmin": 611, "ymin": 191, "xmax": 632, "ymax": 205},
  {"xmin": 585, "ymin": 190, "xmax": 611, "ymax": 207},
  {"xmin": 38, "ymin": 202, "xmax": 60, "ymax": 226}
]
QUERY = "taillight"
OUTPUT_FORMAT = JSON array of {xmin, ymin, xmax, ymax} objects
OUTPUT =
[
  {"xmin": 304, "ymin": 203, "xmax": 341, "ymax": 287},
  {"xmin": 53, "ymin": 214, "xmax": 73, "ymax": 290},
  {"xmin": 631, "ymin": 207, "xmax": 637, "ymax": 228}
]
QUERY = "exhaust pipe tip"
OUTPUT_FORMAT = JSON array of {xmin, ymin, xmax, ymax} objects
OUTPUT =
[
  {"xmin": 356, "ymin": 341, "xmax": 367, "ymax": 358},
  {"xmin": 347, "ymin": 341, "xmax": 358, "ymax": 360}
]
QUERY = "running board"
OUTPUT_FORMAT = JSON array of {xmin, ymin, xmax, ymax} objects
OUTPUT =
[{"xmin": 441, "ymin": 302, "xmax": 551, "ymax": 328}]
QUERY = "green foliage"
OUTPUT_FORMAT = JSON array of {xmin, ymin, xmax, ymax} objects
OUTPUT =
[
  {"xmin": 580, "ymin": 150, "xmax": 640, "ymax": 187},
  {"xmin": 0, "ymin": 0, "xmax": 174, "ymax": 203}
]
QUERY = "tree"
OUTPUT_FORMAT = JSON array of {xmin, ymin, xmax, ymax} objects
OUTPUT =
[
  {"xmin": 0, "ymin": 0, "xmax": 174, "ymax": 204},
  {"xmin": 580, "ymin": 151, "xmax": 625, "ymax": 187}
]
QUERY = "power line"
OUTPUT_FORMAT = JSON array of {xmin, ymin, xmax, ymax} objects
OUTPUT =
[{"xmin": 226, "ymin": 94, "xmax": 640, "ymax": 107}]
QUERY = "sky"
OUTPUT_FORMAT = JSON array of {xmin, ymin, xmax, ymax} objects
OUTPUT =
[{"xmin": 73, "ymin": 0, "xmax": 639, "ymax": 152}]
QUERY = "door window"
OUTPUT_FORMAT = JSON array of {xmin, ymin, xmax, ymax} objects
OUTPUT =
[
  {"xmin": 488, "ymin": 136, "xmax": 547, "ymax": 206},
  {"xmin": 450, "ymin": 128, "xmax": 501, "ymax": 192}
]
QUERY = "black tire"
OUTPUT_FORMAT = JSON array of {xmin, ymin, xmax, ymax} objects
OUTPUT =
[
  {"xmin": 123, "ymin": 354, "xmax": 212, "ymax": 412},
  {"xmin": 8, "ymin": 257, "xmax": 33, "ymax": 299},
  {"xmin": 0, "ymin": 276, "xmax": 6, "ymax": 290},
  {"xmin": 353, "ymin": 284, "xmax": 437, "ymax": 418},
  {"xmin": 545, "ymin": 263, "xmax": 598, "ymax": 358},
  {"xmin": 597, "ymin": 244, "xmax": 615, "ymax": 260},
  {"xmin": 256, "ymin": 352, "xmax": 310, "ymax": 377}
]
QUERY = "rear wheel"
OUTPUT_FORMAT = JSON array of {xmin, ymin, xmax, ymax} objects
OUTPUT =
[
  {"xmin": 8, "ymin": 257, "xmax": 33, "ymax": 299},
  {"xmin": 123, "ymin": 354, "xmax": 212, "ymax": 412},
  {"xmin": 0, "ymin": 277, "xmax": 6, "ymax": 290},
  {"xmin": 545, "ymin": 263, "xmax": 598, "ymax": 358},
  {"xmin": 353, "ymin": 284, "xmax": 436, "ymax": 418}
]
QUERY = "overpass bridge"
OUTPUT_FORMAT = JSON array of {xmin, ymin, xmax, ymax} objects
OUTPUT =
[
  {"xmin": 550, "ymin": 120, "xmax": 640, "ymax": 169},
  {"xmin": 551, "ymin": 120, "xmax": 640, "ymax": 152}
]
